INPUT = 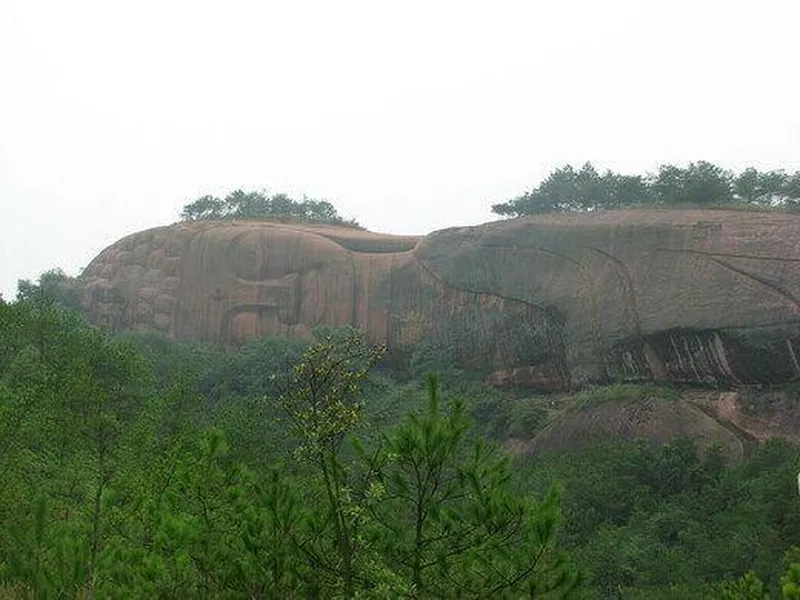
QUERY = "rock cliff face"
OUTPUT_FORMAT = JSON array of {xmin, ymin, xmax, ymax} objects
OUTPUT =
[{"xmin": 80, "ymin": 210, "xmax": 800, "ymax": 389}]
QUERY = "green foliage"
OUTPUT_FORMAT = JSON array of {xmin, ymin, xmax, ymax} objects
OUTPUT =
[
  {"xmin": 0, "ymin": 300, "xmax": 581, "ymax": 597},
  {"xmin": 361, "ymin": 374, "xmax": 579, "ymax": 597},
  {"xmin": 273, "ymin": 330, "xmax": 388, "ymax": 597},
  {"xmin": 408, "ymin": 337, "xmax": 465, "ymax": 387},
  {"xmin": 465, "ymin": 387, "xmax": 551, "ymax": 439},
  {"xmin": 718, "ymin": 571, "xmax": 769, "ymax": 599},
  {"xmin": 783, "ymin": 561, "xmax": 800, "ymax": 599},
  {"xmin": 505, "ymin": 397, "xmax": 549, "ymax": 438},
  {"xmin": 0, "ymin": 296, "xmax": 152, "ymax": 596},
  {"xmin": 517, "ymin": 434, "xmax": 800, "ymax": 597},
  {"xmin": 7, "ymin": 291, "xmax": 800, "ymax": 597},
  {"xmin": 653, "ymin": 160, "xmax": 734, "ymax": 206},
  {"xmin": 117, "ymin": 331, "xmax": 311, "ymax": 468},
  {"xmin": 735, "ymin": 167, "xmax": 800, "ymax": 207},
  {"xmin": 492, "ymin": 161, "xmax": 800, "ymax": 216},
  {"xmin": 492, "ymin": 162, "xmax": 652, "ymax": 215},
  {"xmin": 180, "ymin": 188, "xmax": 361, "ymax": 227},
  {"xmin": 276, "ymin": 330, "xmax": 384, "ymax": 462},
  {"xmin": 15, "ymin": 268, "xmax": 83, "ymax": 311}
]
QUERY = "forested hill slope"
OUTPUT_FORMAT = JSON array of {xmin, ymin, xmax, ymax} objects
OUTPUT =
[{"xmin": 79, "ymin": 209, "xmax": 800, "ymax": 388}]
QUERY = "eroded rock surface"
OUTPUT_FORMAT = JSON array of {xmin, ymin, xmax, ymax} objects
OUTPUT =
[
  {"xmin": 518, "ymin": 395, "xmax": 749, "ymax": 461},
  {"xmin": 80, "ymin": 210, "xmax": 800, "ymax": 388}
]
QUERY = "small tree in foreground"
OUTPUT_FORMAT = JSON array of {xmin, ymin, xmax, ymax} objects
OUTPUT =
[
  {"xmin": 275, "ymin": 329, "xmax": 579, "ymax": 598},
  {"xmin": 275, "ymin": 331, "xmax": 386, "ymax": 597},
  {"xmin": 360, "ymin": 373, "xmax": 579, "ymax": 597}
]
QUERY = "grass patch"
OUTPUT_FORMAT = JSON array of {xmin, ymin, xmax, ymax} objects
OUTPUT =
[
  {"xmin": 569, "ymin": 382, "xmax": 680, "ymax": 412},
  {"xmin": 506, "ymin": 398, "xmax": 550, "ymax": 438}
]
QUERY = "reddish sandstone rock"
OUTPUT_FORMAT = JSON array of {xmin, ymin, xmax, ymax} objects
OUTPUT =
[
  {"xmin": 80, "ymin": 210, "xmax": 800, "ymax": 388},
  {"xmin": 487, "ymin": 363, "xmax": 568, "ymax": 392}
]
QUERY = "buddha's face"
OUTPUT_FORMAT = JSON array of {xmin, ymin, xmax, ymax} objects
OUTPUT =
[{"xmin": 174, "ymin": 223, "xmax": 355, "ymax": 342}]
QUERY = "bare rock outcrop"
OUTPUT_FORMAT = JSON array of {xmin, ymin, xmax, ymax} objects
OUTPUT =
[{"xmin": 80, "ymin": 210, "xmax": 800, "ymax": 388}]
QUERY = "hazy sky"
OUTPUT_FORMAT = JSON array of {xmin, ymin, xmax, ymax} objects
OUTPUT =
[{"xmin": 2, "ymin": 0, "xmax": 799, "ymax": 299}]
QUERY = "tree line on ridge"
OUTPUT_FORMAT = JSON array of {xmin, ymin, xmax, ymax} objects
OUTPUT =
[{"xmin": 492, "ymin": 161, "xmax": 800, "ymax": 216}]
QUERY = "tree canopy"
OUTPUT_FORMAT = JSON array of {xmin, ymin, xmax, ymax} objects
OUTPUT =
[
  {"xmin": 180, "ymin": 189, "xmax": 361, "ymax": 228},
  {"xmin": 15, "ymin": 268, "xmax": 82, "ymax": 312},
  {"xmin": 492, "ymin": 161, "xmax": 800, "ymax": 217}
]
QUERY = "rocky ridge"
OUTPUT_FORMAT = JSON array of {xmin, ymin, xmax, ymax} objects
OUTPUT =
[{"xmin": 80, "ymin": 209, "xmax": 800, "ymax": 390}]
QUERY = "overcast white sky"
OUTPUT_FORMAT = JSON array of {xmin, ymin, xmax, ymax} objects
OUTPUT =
[{"xmin": 2, "ymin": 0, "xmax": 799, "ymax": 299}]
